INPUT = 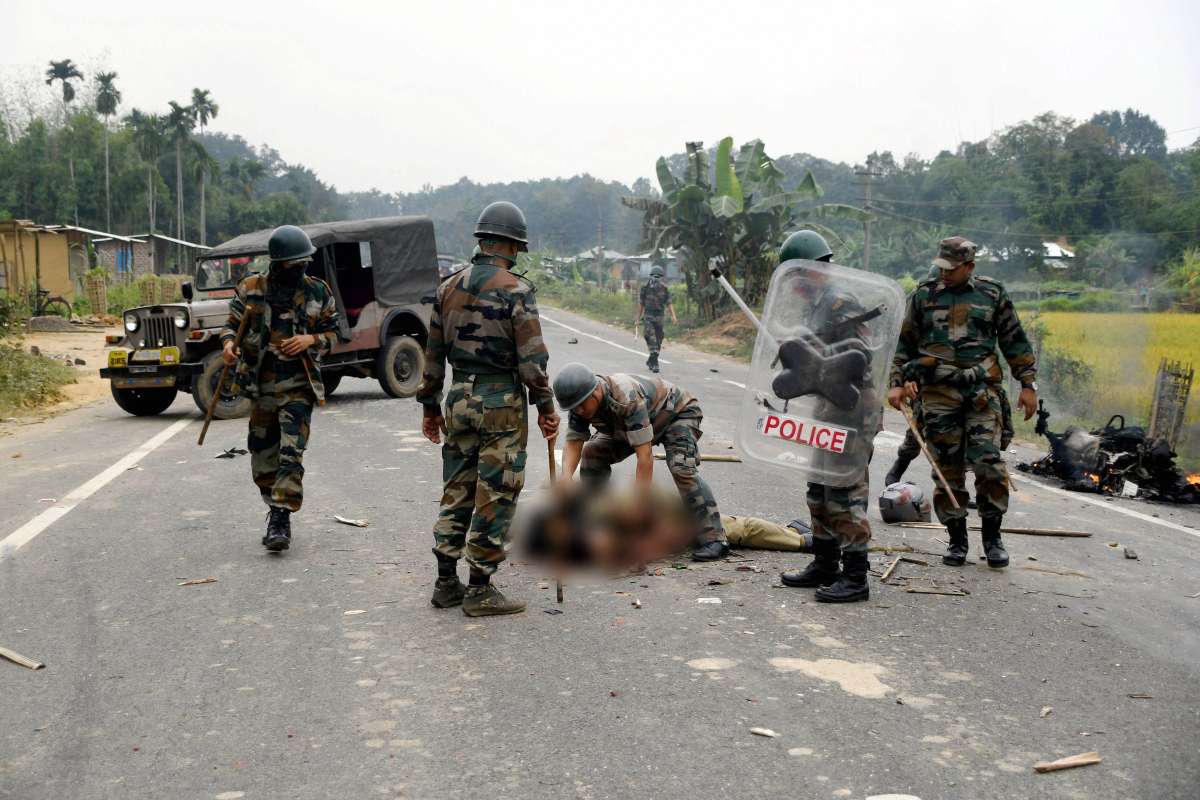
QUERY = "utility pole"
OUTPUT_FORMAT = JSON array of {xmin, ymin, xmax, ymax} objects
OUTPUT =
[{"xmin": 855, "ymin": 167, "xmax": 881, "ymax": 271}]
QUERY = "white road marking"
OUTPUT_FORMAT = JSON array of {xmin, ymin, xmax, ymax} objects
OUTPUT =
[
  {"xmin": 874, "ymin": 431, "xmax": 905, "ymax": 445},
  {"xmin": 541, "ymin": 313, "xmax": 672, "ymax": 365},
  {"xmin": 1009, "ymin": 472, "xmax": 1200, "ymax": 540},
  {"xmin": 0, "ymin": 418, "xmax": 193, "ymax": 560},
  {"xmin": 722, "ymin": 380, "xmax": 747, "ymax": 389}
]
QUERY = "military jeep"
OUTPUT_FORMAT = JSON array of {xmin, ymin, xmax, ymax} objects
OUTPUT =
[{"xmin": 101, "ymin": 216, "xmax": 440, "ymax": 418}]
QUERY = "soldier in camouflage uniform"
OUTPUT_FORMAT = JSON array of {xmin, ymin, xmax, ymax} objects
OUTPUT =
[
  {"xmin": 772, "ymin": 231, "xmax": 878, "ymax": 603},
  {"xmin": 418, "ymin": 201, "xmax": 560, "ymax": 617},
  {"xmin": 635, "ymin": 265, "xmax": 677, "ymax": 373},
  {"xmin": 220, "ymin": 225, "xmax": 339, "ymax": 552},
  {"xmin": 888, "ymin": 237, "xmax": 1038, "ymax": 569},
  {"xmin": 552, "ymin": 363, "xmax": 729, "ymax": 561}
]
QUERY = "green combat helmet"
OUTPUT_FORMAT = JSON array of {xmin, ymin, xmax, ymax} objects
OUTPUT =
[
  {"xmin": 475, "ymin": 201, "xmax": 529, "ymax": 251},
  {"xmin": 779, "ymin": 230, "xmax": 833, "ymax": 263},
  {"xmin": 553, "ymin": 363, "xmax": 600, "ymax": 411},
  {"xmin": 650, "ymin": 265, "xmax": 665, "ymax": 278},
  {"xmin": 268, "ymin": 225, "xmax": 316, "ymax": 262}
]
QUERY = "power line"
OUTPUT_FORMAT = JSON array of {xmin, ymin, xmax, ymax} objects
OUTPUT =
[
  {"xmin": 870, "ymin": 205, "xmax": 1200, "ymax": 240},
  {"xmin": 873, "ymin": 187, "xmax": 1200, "ymax": 208}
]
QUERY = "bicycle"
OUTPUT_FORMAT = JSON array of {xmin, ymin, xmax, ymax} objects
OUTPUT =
[{"xmin": 29, "ymin": 288, "xmax": 74, "ymax": 320}]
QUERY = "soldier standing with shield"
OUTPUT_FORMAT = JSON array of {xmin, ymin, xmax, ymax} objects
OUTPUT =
[
  {"xmin": 418, "ymin": 201, "xmax": 560, "ymax": 617},
  {"xmin": 635, "ymin": 264, "xmax": 677, "ymax": 373},
  {"xmin": 220, "ymin": 225, "xmax": 340, "ymax": 552}
]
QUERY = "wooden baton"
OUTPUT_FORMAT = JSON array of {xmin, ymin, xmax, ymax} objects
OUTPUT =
[
  {"xmin": 547, "ymin": 436, "xmax": 564, "ymax": 603},
  {"xmin": 198, "ymin": 303, "xmax": 255, "ymax": 446},
  {"xmin": 900, "ymin": 401, "xmax": 961, "ymax": 511}
]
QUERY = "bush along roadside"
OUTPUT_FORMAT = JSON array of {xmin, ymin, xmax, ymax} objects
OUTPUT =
[{"xmin": 0, "ymin": 293, "xmax": 78, "ymax": 418}]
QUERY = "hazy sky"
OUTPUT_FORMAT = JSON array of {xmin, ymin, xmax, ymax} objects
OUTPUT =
[{"xmin": 8, "ymin": 0, "xmax": 1199, "ymax": 193}]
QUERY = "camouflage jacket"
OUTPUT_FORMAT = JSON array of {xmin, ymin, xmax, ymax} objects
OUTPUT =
[
  {"xmin": 417, "ymin": 254, "xmax": 554, "ymax": 414},
  {"xmin": 220, "ymin": 269, "xmax": 340, "ymax": 403},
  {"xmin": 889, "ymin": 274, "xmax": 1036, "ymax": 389},
  {"xmin": 639, "ymin": 279, "xmax": 671, "ymax": 318},
  {"xmin": 566, "ymin": 373, "xmax": 699, "ymax": 448}
]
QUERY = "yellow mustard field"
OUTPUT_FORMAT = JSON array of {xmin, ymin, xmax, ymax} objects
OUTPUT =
[{"xmin": 1034, "ymin": 312, "xmax": 1200, "ymax": 427}]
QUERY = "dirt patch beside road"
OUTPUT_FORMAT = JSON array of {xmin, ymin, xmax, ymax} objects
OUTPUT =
[{"xmin": 0, "ymin": 326, "xmax": 121, "ymax": 432}]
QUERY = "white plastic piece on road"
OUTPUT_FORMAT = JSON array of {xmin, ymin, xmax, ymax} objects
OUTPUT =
[
  {"xmin": 723, "ymin": 380, "xmax": 747, "ymax": 389},
  {"xmin": 541, "ymin": 313, "xmax": 671, "ymax": 365},
  {"xmin": 0, "ymin": 418, "xmax": 192, "ymax": 561},
  {"xmin": 697, "ymin": 597, "xmax": 722, "ymax": 604}
]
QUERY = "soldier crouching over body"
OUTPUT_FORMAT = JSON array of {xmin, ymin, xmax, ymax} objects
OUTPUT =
[
  {"xmin": 220, "ymin": 225, "xmax": 339, "ymax": 552},
  {"xmin": 551, "ymin": 363, "xmax": 730, "ymax": 562},
  {"xmin": 418, "ymin": 201, "xmax": 560, "ymax": 617}
]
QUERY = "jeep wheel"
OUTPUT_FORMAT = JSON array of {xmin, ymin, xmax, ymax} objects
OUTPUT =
[
  {"xmin": 377, "ymin": 336, "xmax": 423, "ymax": 398},
  {"xmin": 111, "ymin": 384, "xmax": 178, "ymax": 416},
  {"xmin": 192, "ymin": 351, "xmax": 253, "ymax": 419}
]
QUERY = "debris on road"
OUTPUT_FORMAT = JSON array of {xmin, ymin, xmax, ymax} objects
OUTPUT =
[
  {"xmin": 749, "ymin": 727, "xmax": 779, "ymax": 738},
  {"xmin": 1018, "ymin": 565, "xmax": 1091, "ymax": 578},
  {"xmin": 178, "ymin": 577, "xmax": 217, "ymax": 587},
  {"xmin": 905, "ymin": 587, "xmax": 968, "ymax": 597},
  {"xmin": 334, "ymin": 515, "xmax": 370, "ymax": 528},
  {"xmin": 707, "ymin": 579, "xmax": 732, "ymax": 586},
  {"xmin": 880, "ymin": 558, "xmax": 901, "ymax": 583},
  {"xmin": 215, "ymin": 448, "xmax": 248, "ymax": 459},
  {"xmin": 1040, "ymin": 706, "xmax": 1053, "ymax": 718},
  {"xmin": 697, "ymin": 597, "xmax": 722, "ymax": 604},
  {"xmin": 343, "ymin": 609, "xmax": 367, "ymax": 616},
  {"xmin": 567, "ymin": 337, "xmax": 579, "ymax": 344},
  {"xmin": 632, "ymin": 598, "xmax": 642, "ymax": 609},
  {"xmin": 544, "ymin": 609, "xmax": 563, "ymax": 615},
  {"xmin": 0, "ymin": 645, "xmax": 45, "ymax": 671},
  {"xmin": 1033, "ymin": 751, "xmax": 1102, "ymax": 773},
  {"xmin": 895, "ymin": 522, "xmax": 1092, "ymax": 538},
  {"xmin": 1127, "ymin": 693, "xmax": 1154, "ymax": 699},
  {"xmin": 1124, "ymin": 547, "xmax": 1139, "ymax": 560}
]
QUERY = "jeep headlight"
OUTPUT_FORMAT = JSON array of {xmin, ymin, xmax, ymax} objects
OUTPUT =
[
  {"xmin": 124, "ymin": 313, "xmax": 140, "ymax": 332},
  {"xmin": 172, "ymin": 309, "xmax": 188, "ymax": 329}
]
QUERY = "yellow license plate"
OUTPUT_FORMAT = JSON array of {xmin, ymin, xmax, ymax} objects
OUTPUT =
[
  {"xmin": 108, "ymin": 350, "xmax": 129, "ymax": 368},
  {"xmin": 131, "ymin": 346, "xmax": 179, "ymax": 364}
]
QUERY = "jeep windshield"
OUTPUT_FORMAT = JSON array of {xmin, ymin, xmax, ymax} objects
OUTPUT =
[{"xmin": 195, "ymin": 255, "xmax": 269, "ymax": 291}]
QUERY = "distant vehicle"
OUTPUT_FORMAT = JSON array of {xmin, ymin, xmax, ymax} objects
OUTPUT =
[{"xmin": 100, "ymin": 216, "xmax": 441, "ymax": 417}]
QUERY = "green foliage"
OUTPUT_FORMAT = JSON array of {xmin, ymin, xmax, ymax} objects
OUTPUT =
[
  {"xmin": 0, "ymin": 340, "xmax": 77, "ymax": 417},
  {"xmin": 1167, "ymin": 248, "xmax": 1200, "ymax": 309}
]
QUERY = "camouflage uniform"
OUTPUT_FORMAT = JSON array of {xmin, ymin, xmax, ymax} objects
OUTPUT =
[
  {"xmin": 568, "ymin": 373, "xmax": 727, "ymax": 546},
  {"xmin": 890, "ymin": 255, "xmax": 1036, "ymax": 523},
  {"xmin": 221, "ymin": 267, "xmax": 339, "ymax": 512},
  {"xmin": 638, "ymin": 278, "xmax": 671, "ymax": 357},
  {"xmin": 802, "ymin": 282, "xmax": 879, "ymax": 554},
  {"xmin": 418, "ymin": 253, "xmax": 554, "ymax": 577}
]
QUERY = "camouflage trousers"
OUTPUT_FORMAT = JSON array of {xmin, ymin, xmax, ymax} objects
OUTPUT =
[
  {"xmin": 921, "ymin": 382, "xmax": 1009, "ymax": 523},
  {"xmin": 642, "ymin": 317, "xmax": 665, "ymax": 356},
  {"xmin": 901, "ymin": 389, "xmax": 1013, "ymax": 462},
  {"xmin": 433, "ymin": 376, "xmax": 529, "ymax": 576},
  {"xmin": 248, "ymin": 386, "xmax": 315, "ymax": 513},
  {"xmin": 806, "ymin": 462, "xmax": 872, "ymax": 554},
  {"xmin": 580, "ymin": 418, "xmax": 727, "ymax": 545}
]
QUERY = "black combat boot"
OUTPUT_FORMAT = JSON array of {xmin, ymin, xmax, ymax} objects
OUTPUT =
[
  {"xmin": 942, "ymin": 518, "xmax": 968, "ymax": 566},
  {"xmin": 815, "ymin": 550, "xmax": 870, "ymax": 603},
  {"xmin": 981, "ymin": 516, "xmax": 1009, "ymax": 569},
  {"xmin": 884, "ymin": 454, "xmax": 914, "ymax": 487},
  {"xmin": 263, "ymin": 508, "xmax": 291, "ymax": 552},
  {"xmin": 692, "ymin": 539, "xmax": 729, "ymax": 561},
  {"xmin": 780, "ymin": 535, "xmax": 840, "ymax": 588},
  {"xmin": 431, "ymin": 552, "xmax": 465, "ymax": 607},
  {"xmin": 647, "ymin": 352, "xmax": 660, "ymax": 373}
]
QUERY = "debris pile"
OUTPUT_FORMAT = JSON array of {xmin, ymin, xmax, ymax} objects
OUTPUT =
[{"xmin": 1019, "ymin": 402, "xmax": 1199, "ymax": 504}]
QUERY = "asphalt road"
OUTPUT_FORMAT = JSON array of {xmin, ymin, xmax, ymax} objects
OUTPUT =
[{"xmin": 2, "ymin": 306, "xmax": 1198, "ymax": 800}]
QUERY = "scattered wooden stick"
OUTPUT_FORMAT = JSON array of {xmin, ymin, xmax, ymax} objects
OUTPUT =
[
  {"xmin": 1018, "ymin": 565, "xmax": 1091, "ymax": 578},
  {"xmin": 880, "ymin": 558, "xmax": 901, "ymax": 583},
  {"xmin": 899, "ymin": 556, "xmax": 930, "ymax": 567},
  {"xmin": 894, "ymin": 522, "xmax": 1092, "ymax": 538},
  {"xmin": 179, "ymin": 577, "xmax": 218, "ymax": 587},
  {"xmin": 1033, "ymin": 751, "xmax": 1102, "ymax": 773},
  {"xmin": 0, "ymin": 645, "xmax": 45, "ymax": 670},
  {"xmin": 905, "ymin": 587, "xmax": 968, "ymax": 597}
]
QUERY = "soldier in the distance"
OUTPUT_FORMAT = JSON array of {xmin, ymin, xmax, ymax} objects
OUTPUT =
[
  {"xmin": 220, "ymin": 225, "xmax": 339, "ymax": 553},
  {"xmin": 888, "ymin": 237, "xmax": 1037, "ymax": 569},
  {"xmin": 418, "ymin": 201, "xmax": 559, "ymax": 617},
  {"xmin": 635, "ymin": 264, "xmax": 677, "ymax": 373}
]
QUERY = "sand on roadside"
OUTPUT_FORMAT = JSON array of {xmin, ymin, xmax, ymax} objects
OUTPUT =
[{"xmin": 0, "ymin": 326, "xmax": 125, "ymax": 431}]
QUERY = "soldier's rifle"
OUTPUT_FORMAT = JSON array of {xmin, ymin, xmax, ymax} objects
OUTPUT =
[{"xmin": 198, "ymin": 303, "xmax": 257, "ymax": 446}]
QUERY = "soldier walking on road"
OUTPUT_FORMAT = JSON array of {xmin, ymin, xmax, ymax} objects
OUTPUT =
[
  {"xmin": 775, "ymin": 231, "xmax": 879, "ymax": 603},
  {"xmin": 418, "ymin": 201, "xmax": 560, "ymax": 617},
  {"xmin": 887, "ymin": 237, "xmax": 1038, "ymax": 569},
  {"xmin": 220, "ymin": 225, "xmax": 339, "ymax": 552},
  {"xmin": 635, "ymin": 264, "xmax": 677, "ymax": 373},
  {"xmin": 552, "ymin": 363, "xmax": 730, "ymax": 561}
]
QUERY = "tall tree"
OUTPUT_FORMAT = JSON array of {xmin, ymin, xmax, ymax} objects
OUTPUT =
[
  {"xmin": 126, "ymin": 109, "xmax": 165, "ymax": 234},
  {"xmin": 44, "ymin": 58, "xmax": 84, "ymax": 225},
  {"xmin": 166, "ymin": 100, "xmax": 195, "ymax": 264},
  {"xmin": 189, "ymin": 139, "xmax": 219, "ymax": 247},
  {"xmin": 190, "ymin": 88, "xmax": 219, "ymax": 244},
  {"xmin": 95, "ymin": 72, "xmax": 121, "ymax": 233}
]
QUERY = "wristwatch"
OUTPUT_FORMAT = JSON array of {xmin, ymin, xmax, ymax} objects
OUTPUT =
[{"xmin": 1022, "ymin": 381, "xmax": 1039, "ymax": 392}]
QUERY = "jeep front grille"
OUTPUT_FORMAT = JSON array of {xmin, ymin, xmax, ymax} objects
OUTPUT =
[{"xmin": 139, "ymin": 313, "xmax": 176, "ymax": 349}]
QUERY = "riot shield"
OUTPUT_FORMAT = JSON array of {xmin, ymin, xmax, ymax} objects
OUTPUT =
[{"xmin": 732, "ymin": 259, "xmax": 904, "ymax": 487}]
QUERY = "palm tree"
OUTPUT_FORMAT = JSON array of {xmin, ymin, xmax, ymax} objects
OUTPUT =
[
  {"xmin": 126, "ymin": 109, "xmax": 165, "ymax": 234},
  {"xmin": 45, "ymin": 59, "xmax": 84, "ymax": 225},
  {"xmin": 95, "ymin": 72, "xmax": 122, "ymax": 233},
  {"xmin": 225, "ymin": 157, "xmax": 266, "ymax": 199},
  {"xmin": 189, "ymin": 89, "xmax": 219, "ymax": 245},
  {"xmin": 166, "ymin": 100, "xmax": 195, "ymax": 264},
  {"xmin": 189, "ymin": 140, "xmax": 219, "ymax": 247}
]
